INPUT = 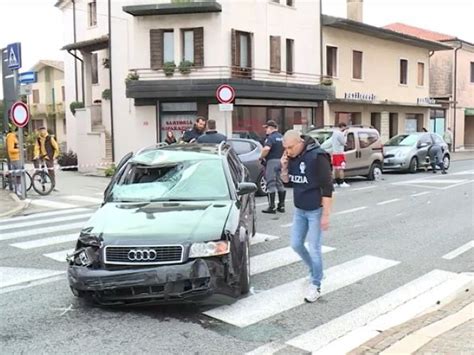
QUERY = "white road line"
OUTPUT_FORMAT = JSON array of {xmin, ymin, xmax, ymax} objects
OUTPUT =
[
  {"xmin": 64, "ymin": 195, "xmax": 103, "ymax": 204},
  {"xmin": 10, "ymin": 233, "xmax": 79, "ymax": 250},
  {"xmin": 0, "ymin": 208, "xmax": 90, "ymax": 224},
  {"xmin": 251, "ymin": 246, "xmax": 335, "ymax": 275},
  {"xmin": 250, "ymin": 233, "xmax": 279, "ymax": 245},
  {"xmin": 411, "ymin": 191, "xmax": 431, "ymax": 197},
  {"xmin": 281, "ymin": 222, "xmax": 293, "ymax": 228},
  {"xmin": 0, "ymin": 222, "xmax": 86, "ymax": 241},
  {"xmin": 25, "ymin": 198, "xmax": 79, "ymax": 209},
  {"xmin": 43, "ymin": 249, "xmax": 74, "ymax": 262},
  {"xmin": 451, "ymin": 170, "xmax": 474, "ymax": 175},
  {"xmin": 442, "ymin": 180, "xmax": 474, "ymax": 190},
  {"xmin": 334, "ymin": 206, "xmax": 368, "ymax": 215},
  {"xmin": 245, "ymin": 342, "xmax": 287, "ymax": 355},
  {"xmin": 350, "ymin": 186, "xmax": 378, "ymax": 192},
  {"xmin": 203, "ymin": 255, "xmax": 399, "ymax": 328},
  {"xmin": 0, "ymin": 274, "xmax": 66, "ymax": 295},
  {"xmin": 397, "ymin": 179, "xmax": 466, "ymax": 184},
  {"xmin": 0, "ymin": 266, "xmax": 65, "ymax": 289},
  {"xmin": 0, "ymin": 213, "xmax": 92, "ymax": 231},
  {"xmin": 286, "ymin": 270, "xmax": 467, "ymax": 353},
  {"xmin": 376, "ymin": 198, "xmax": 401, "ymax": 206},
  {"xmin": 442, "ymin": 241, "xmax": 474, "ymax": 260}
]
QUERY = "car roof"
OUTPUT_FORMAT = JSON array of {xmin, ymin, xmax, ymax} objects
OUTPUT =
[{"xmin": 131, "ymin": 143, "xmax": 230, "ymax": 166}]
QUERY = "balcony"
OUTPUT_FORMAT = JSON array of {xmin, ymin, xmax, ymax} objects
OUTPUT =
[
  {"xmin": 29, "ymin": 103, "xmax": 66, "ymax": 116},
  {"xmin": 123, "ymin": 1, "xmax": 222, "ymax": 16},
  {"xmin": 126, "ymin": 66, "xmax": 335, "ymax": 102}
]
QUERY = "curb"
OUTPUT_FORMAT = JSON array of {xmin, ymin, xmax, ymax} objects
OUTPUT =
[{"xmin": 0, "ymin": 193, "xmax": 30, "ymax": 219}]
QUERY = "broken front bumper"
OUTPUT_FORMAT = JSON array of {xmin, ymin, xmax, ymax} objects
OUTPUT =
[{"xmin": 68, "ymin": 258, "xmax": 236, "ymax": 305}]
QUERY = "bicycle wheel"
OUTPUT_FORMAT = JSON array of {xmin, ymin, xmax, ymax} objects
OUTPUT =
[
  {"xmin": 25, "ymin": 172, "xmax": 33, "ymax": 192},
  {"xmin": 32, "ymin": 171, "xmax": 54, "ymax": 196}
]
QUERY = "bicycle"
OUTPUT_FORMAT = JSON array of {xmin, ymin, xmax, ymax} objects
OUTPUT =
[
  {"xmin": 31, "ymin": 159, "xmax": 55, "ymax": 196},
  {"xmin": 1, "ymin": 159, "xmax": 33, "ymax": 193}
]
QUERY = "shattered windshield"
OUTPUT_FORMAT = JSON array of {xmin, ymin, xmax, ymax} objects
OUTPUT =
[
  {"xmin": 111, "ymin": 159, "xmax": 230, "ymax": 202},
  {"xmin": 385, "ymin": 134, "xmax": 418, "ymax": 146}
]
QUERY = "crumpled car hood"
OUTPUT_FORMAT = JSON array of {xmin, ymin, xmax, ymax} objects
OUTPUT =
[{"xmin": 81, "ymin": 201, "xmax": 232, "ymax": 244}]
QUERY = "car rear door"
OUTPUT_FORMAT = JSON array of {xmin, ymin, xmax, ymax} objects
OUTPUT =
[
  {"xmin": 416, "ymin": 134, "xmax": 433, "ymax": 166},
  {"xmin": 343, "ymin": 131, "xmax": 359, "ymax": 176},
  {"xmin": 356, "ymin": 130, "xmax": 383, "ymax": 175}
]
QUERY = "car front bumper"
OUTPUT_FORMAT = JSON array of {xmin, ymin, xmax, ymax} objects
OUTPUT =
[
  {"xmin": 383, "ymin": 157, "xmax": 409, "ymax": 170},
  {"xmin": 68, "ymin": 258, "xmax": 236, "ymax": 305}
]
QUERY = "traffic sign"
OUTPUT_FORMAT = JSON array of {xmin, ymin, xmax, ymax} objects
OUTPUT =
[
  {"xmin": 216, "ymin": 84, "xmax": 235, "ymax": 104},
  {"xmin": 19, "ymin": 71, "xmax": 37, "ymax": 84},
  {"xmin": 219, "ymin": 103, "xmax": 234, "ymax": 112},
  {"xmin": 7, "ymin": 43, "xmax": 22, "ymax": 70},
  {"xmin": 10, "ymin": 101, "xmax": 30, "ymax": 128}
]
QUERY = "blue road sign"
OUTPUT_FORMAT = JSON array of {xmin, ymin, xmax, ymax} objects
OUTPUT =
[
  {"xmin": 19, "ymin": 71, "xmax": 37, "ymax": 84},
  {"xmin": 7, "ymin": 42, "xmax": 22, "ymax": 69}
]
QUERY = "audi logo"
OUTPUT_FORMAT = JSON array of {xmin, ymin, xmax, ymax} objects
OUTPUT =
[{"xmin": 127, "ymin": 249, "xmax": 157, "ymax": 261}]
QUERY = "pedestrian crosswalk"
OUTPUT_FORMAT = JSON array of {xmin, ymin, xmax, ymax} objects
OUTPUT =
[{"xmin": 1, "ymin": 207, "xmax": 472, "ymax": 355}]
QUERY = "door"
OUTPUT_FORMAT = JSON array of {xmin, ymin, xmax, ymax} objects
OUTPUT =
[
  {"xmin": 416, "ymin": 134, "xmax": 433, "ymax": 167},
  {"xmin": 356, "ymin": 130, "xmax": 380, "ymax": 175},
  {"xmin": 343, "ymin": 132, "xmax": 358, "ymax": 176}
]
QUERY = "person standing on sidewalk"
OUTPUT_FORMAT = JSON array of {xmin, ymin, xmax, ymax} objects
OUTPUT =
[
  {"xmin": 281, "ymin": 130, "xmax": 333, "ymax": 302},
  {"xmin": 197, "ymin": 119, "xmax": 227, "ymax": 144},
  {"xmin": 332, "ymin": 122, "xmax": 350, "ymax": 187},
  {"xmin": 6, "ymin": 126, "xmax": 23, "ymax": 195},
  {"xmin": 260, "ymin": 120, "xmax": 286, "ymax": 214},
  {"xmin": 33, "ymin": 127, "xmax": 60, "ymax": 189},
  {"xmin": 182, "ymin": 117, "xmax": 207, "ymax": 143},
  {"xmin": 443, "ymin": 127, "xmax": 453, "ymax": 152}
]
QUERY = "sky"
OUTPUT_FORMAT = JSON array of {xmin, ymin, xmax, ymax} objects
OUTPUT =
[{"xmin": 1, "ymin": 0, "xmax": 473, "ymax": 97}]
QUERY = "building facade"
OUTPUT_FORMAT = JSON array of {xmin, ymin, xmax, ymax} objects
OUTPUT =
[
  {"xmin": 384, "ymin": 23, "xmax": 474, "ymax": 150},
  {"xmin": 56, "ymin": 0, "xmax": 334, "ymax": 170}
]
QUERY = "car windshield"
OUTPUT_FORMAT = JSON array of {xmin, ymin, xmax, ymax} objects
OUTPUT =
[
  {"xmin": 111, "ymin": 159, "xmax": 229, "ymax": 202},
  {"xmin": 385, "ymin": 134, "xmax": 418, "ymax": 146}
]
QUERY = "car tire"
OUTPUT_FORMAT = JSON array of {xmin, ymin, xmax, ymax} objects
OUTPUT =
[
  {"xmin": 256, "ymin": 173, "xmax": 267, "ymax": 196},
  {"xmin": 408, "ymin": 157, "xmax": 418, "ymax": 174},
  {"xmin": 367, "ymin": 162, "xmax": 383, "ymax": 181},
  {"xmin": 240, "ymin": 239, "xmax": 251, "ymax": 295},
  {"xmin": 443, "ymin": 155, "xmax": 450, "ymax": 170}
]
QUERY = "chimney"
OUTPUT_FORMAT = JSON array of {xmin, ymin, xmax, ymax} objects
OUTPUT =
[{"xmin": 347, "ymin": 0, "xmax": 363, "ymax": 22}]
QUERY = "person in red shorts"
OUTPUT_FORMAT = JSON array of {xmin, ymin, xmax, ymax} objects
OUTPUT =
[{"xmin": 331, "ymin": 122, "xmax": 349, "ymax": 188}]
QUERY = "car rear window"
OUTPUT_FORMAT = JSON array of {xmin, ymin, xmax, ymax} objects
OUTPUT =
[{"xmin": 228, "ymin": 140, "xmax": 255, "ymax": 155}]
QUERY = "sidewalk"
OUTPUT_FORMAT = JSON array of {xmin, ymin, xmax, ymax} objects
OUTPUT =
[
  {"xmin": 0, "ymin": 189, "xmax": 28, "ymax": 218},
  {"xmin": 350, "ymin": 288, "xmax": 473, "ymax": 354},
  {"xmin": 451, "ymin": 150, "xmax": 474, "ymax": 162}
]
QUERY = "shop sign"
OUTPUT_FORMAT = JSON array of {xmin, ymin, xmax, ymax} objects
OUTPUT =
[
  {"xmin": 417, "ymin": 97, "xmax": 436, "ymax": 105},
  {"xmin": 344, "ymin": 92, "xmax": 376, "ymax": 101},
  {"xmin": 161, "ymin": 118, "xmax": 193, "ymax": 132}
]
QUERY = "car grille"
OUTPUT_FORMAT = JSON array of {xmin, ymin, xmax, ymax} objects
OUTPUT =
[{"xmin": 104, "ymin": 245, "xmax": 184, "ymax": 265}]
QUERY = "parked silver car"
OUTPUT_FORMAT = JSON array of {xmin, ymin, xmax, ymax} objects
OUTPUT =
[{"xmin": 383, "ymin": 133, "xmax": 450, "ymax": 173}]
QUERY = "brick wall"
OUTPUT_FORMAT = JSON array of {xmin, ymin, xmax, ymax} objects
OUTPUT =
[{"xmin": 430, "ymin": 50, "xmax": 453, "ymax": 98}]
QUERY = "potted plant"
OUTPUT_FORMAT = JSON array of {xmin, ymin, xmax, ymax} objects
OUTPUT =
[
  {"xmin": 102, "ymin": 58, "xmax": 110, "ymax": 69},
  {"xmin": 69, "ymin": 101, "xmax": 84, "ymax": 115},
  {"xmin": 321, "ymin": 78, "xmax": 333, "ymax": 86},
  {"xmin": 125, "ymin": 72, "xmax": 139, "ymax": 83},
  {"xmin": 178, "ymin": 60, "xmax": 193, "ymax": 75},
  {"xmin": 102, "ymin": 89, "xmax": 111, "ymax": 100},
  {"xmin": 163, "ymin": 62, "xmax": 176, "ymax": 77}
]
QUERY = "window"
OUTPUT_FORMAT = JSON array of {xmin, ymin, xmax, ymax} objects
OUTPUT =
[
  {"xmin": 88, "ymin": 0, "xmax": 97, "ymax": 27},
  {"xmin": 471, "ymin": 62, "xmax": 474, "ymax": 83},
  {"xmin": 419, "ymin": 134, "xmax": 432, "ymax": 146},
  {"xmin": 326, "ymin": 46, "xmax": 338, "ymax": 77},
  {"xmin": 345, "ymin": 132, "xmax": 355, "ymax": 151},
  {"xmin": 183, "ymin": 30, "xmax": 194, "ymax": 63},
  {"xmin": 286, "ymin": 39, "xmax": 294, "ymax": 74},
  {"xmin": 231, "ymin": 29, "xmax": 252, "ymax": 77},
  {"xmin": 358, "ymin": 131, "xmax": 379, "ymax": 148},
  {"xmin": 270, "ymin": 36, "xmax": 281, "ymax": 73},
  {"xmin": 417, "ymin": 62, "xmax": 425, "ymax": 86},
  {"xmin": 44, "ymin": 67, "xmax": 51, "ymax": 82},
  {"xmin": 32, "ymin": 90, "xmax": 40, "ymax": 104},
  {"xmin": 239, "ymin": 33, "xmax": 250, "ymax": 68},
  {"xmin": 227, "ymin": 140, "xmax": 255, "ymax": 155},
  {"xmin": 91, "ymin": 53, "xmax": 98, "ymax": 84},
  {"xmin": 400, "ymin": 59, "xmax": 408, "ymax": 85},
  {"xmin": 352, "ymin": 50, "xmax": 363, "ymax": 80},
  {"xmin": 61, "ymin": 86, "xmax": 65, "ymax": 101},
  {"xmin": 287, "ymin": 0, "xmax": 294, "ymax": 6},
  {"xmin": 163, "ymin": 30, "xmax": 174, "ymax": 63}
]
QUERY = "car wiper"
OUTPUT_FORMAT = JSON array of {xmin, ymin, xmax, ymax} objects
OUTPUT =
[
  {"xmin": 112, "ymin": 199, "xmax": 152, "ymax": 203},
  {"xmin": 150, "ymin": 198, "xmax": 217, "ymax": 202}
]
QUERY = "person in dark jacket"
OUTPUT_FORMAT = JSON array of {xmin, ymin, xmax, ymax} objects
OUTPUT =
[
  {"xmin": 281, "ymin": 130, "xmax": 334, "ymax": 303},
  {"xmin": 428, "ymin": 143, "xmax": 447, "ymax": 174},
  {"xmin": 165, "ymin": 130, "xmax": 177, "ymax": 145},
  {"xmin": 182, "ymin": 117, "xmax": 207, "ymax": 143},
  {"xmin": 197, "ymin": 120, "xmax": 227, "ymax": 144}
]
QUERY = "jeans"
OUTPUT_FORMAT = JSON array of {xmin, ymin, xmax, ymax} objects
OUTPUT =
[{"xmin": 290, "ymin": 207, "xmax": 323, "ymax": 287}]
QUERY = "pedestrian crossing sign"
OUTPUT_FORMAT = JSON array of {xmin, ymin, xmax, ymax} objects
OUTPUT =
[{"xmin": 7, "ymin": 42, "xmax": 22, "ymax": 69}]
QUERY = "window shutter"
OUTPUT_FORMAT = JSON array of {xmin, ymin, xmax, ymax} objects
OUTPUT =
[
  {"xmin": 150, "ymin": 29, "xmax": 163, "ymax": 69},
  {"xmin": 270, "ymin": 36, "xmax": 281, "ymax": 73},
  {"xmin": 231, "ymin": 29, "xmax": 238, "ymax": 67},
  {"xmin": 194, "ymin": 27, "xmax": 204, "ymax": 67}
]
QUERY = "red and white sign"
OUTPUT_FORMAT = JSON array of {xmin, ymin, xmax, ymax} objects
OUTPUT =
[
  {"xmin": 216, "ymin": 84, "xmax": 235, "ymax": 104},
  {"xmin": 10, "ymin": 101, "xmax": 30, "ymax": 128}
]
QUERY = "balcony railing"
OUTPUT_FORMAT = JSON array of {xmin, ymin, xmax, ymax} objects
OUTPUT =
[
  {"xmin": 29, "ymin": 103, "xmax": 65, "ymax": 116},
  {"xmin": 128, "ymin": 66, "xmax": 328, "ymax": 86}
]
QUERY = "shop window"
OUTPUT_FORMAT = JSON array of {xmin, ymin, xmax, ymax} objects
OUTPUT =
[
  {"xmin": 400, "ymin": 59, "xmax": 408, "ymax": 85},
  {"xmin": 389, "ymin": 113, "xmax": 398, "ymax": 138},
  {"xmin": 326, "ymin": 46, "xmax": 338, "ymax": 77},
  {"xmin": 352, "ymin": 50, "xmax": 363, "ymax": 80},
  {"xmin": 371, "ymin": 112, "xmax": 381, "ymax": 133}
]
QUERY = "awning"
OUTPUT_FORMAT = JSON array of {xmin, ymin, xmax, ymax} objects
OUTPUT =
[
  {"xmin": 61, "ymin": 35, "xmax": 109, "ymax": 52},
  {"xmin": 123, "ymin": 1, "xmax": 222, "ymax": 16}
]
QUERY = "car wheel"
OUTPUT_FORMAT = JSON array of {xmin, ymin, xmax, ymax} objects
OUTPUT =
[
  {"xmin": 256, "ymin": 173, "xmax": 267, "ymax": 196},
  {"xmin": 443, "ymin": 155, "xmax": 450, "ymax": 170},
  {"xmin": 409, "ymin": 157, "xmax": 418, "ymax": 174},
  {"xmin": 240, "ymin": 239, "xmax": 251, "ymax": 295},
  {"xmin": 367, "ymin": 162, "xmax": 383, "ymax": 181}
]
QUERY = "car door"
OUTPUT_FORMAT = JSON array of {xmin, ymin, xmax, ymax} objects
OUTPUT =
[
  {"xmin": 357, "ymin": 130, "xmax": 382, "ymax": 175},
  {"xmin": 416, "ymin": 134, "xmax": 433, "ymax": 167},
  {"xmin": 103, "ymin": 152, "xmax": 133, "ymax": 203},
  {"xmin": 343, "ymin": 131, "xmax": 359, "ymax": 177}
]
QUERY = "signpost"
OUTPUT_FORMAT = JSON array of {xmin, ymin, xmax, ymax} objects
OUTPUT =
[{"xmin": 216, "ymin": 85, "xmax": 235, "ymax": 136}]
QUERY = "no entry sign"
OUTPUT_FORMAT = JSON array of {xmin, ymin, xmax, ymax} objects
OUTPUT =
[
  {"xmin": 10, "ymin": 101, "xmax": 30, "ymax": 128},
  {"xmin": 216, "ymin": 84, "xmax": 235, "ymax": 104}
]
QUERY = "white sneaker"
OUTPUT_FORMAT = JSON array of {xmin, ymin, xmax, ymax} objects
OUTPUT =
[
  {"xmin": 333, "ymin": 183, "xmax": 340, "ymax": 189},
  {"xmin": 304, "ymin": 284, "xmax": 321, "ymax": 303},
  {"xmin": 340, "ymin": 182, "xmax": 350, "ymax": 188}
]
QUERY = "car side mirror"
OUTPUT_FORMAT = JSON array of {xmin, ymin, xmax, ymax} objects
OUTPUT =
[{"xmin": 237, "ymin": 182, "xmax": 257, "ymax": 196}]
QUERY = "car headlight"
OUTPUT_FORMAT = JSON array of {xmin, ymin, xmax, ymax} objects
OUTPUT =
[{"xmin": 189, "ymin": 241, "xmax": 230, "ymax": 258}]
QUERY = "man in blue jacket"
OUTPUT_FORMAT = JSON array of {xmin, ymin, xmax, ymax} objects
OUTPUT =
[
  {"xmin": 197, "ymin": 120, "xmax": 227, "ymax": 144},
  {"xmin": 281, "ymin": 130, "xmax": 334, "ymax": 303}
]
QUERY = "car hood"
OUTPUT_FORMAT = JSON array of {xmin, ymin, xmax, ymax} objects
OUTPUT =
[
  {"xmin": 384, "ymin": 146, "xmax": 413, "ymax": 155},
  {"xmin": 81, "ymin": 201, "xmax": 233, "ymax": 244}
]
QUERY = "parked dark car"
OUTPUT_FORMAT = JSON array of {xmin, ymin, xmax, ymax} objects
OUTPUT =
[
  {"xmin": 67, "ymin": 143, "xmax": 257, "ymax": 305},
  {"xmin": 227, "ymin": 138, "xmax": 267, "ymax": 196}
]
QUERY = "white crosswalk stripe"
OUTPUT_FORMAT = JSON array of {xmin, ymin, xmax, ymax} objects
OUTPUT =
[
  {"xmin": 442, "ymin": 241, "xmax": 474, "ymax": 260},
  {"xmin": 25, "ymin": 198, "xmax": 79, "ymax": 209},
  {"xmin": 44, "ymin": 249, "xmax": 74, "ymax": 262},
  {"xmin": 63, "ymin": 195, "xmax": 103, "ymax": 204},
  {"xmin": 0, "ymin": 221, "xmax": 87, "ymax": 241},
  {"xmin": 11, "ymin": 233, "xmax": 79, "ymax": 249},
  {"xmin": 0, "ymin": 213, "xmax": 92, "ymax": 231},
  {"xmin": 0, "ymin": 207, "xmax": 90, "ymax": 225},
  {"xmin": 0, "ymin": 266, "xmax": 64, "ymax": 289}
]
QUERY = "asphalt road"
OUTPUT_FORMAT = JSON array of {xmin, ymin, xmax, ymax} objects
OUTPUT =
[{"xmin": 1, "ymin": 160, "xmax": 473, "ymax": 354}]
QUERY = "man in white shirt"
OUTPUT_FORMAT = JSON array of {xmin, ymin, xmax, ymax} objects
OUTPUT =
[{"xmin": 332, "ymin": 122, "xmax": 349, "ymax": 188}]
